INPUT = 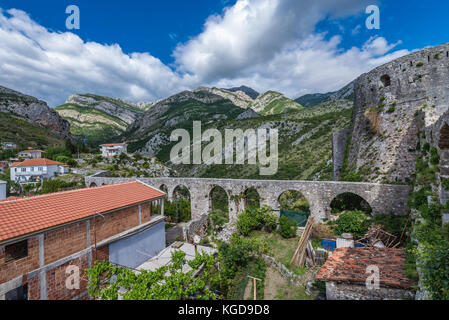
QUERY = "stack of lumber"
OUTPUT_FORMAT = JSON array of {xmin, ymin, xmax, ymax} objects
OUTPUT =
[{"xmin": 290, "ymin": 216, "xmax": 315, "ymax": 266}]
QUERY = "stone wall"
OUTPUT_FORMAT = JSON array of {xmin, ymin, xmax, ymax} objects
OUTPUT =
[
  {"xmin": 348, "ymin": 43, "xmax": 449, "ymax": 183},
  {"xmin": 332, "ymin": 129, "xmax": 350, "ymax": 180},
  {"xmin": 182, "ymin": 214, "xmax": 208, "ymax": 244},
  {"xmin": 325, "ymin": 281, "xmax": 414, "ymax": 300}
]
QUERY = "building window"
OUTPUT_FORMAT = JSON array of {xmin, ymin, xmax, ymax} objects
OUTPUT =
[
  {"xmin": 21, "ymin": 168, "xmax": 26, "ymax": 172},
  {"xmin": 5, "ymin": 240, "xmax": 28, "ymax": 262},
  {"xmin": 5, "ymin": 284, "xmax": 28, "ymax": 300}
]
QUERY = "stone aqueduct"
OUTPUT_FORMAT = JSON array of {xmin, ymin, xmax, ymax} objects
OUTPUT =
[{"xmin": 85, "ymin": 175, "xmax": 410, "ymax": 222}]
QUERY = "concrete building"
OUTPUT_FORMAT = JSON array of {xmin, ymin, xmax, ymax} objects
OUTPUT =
[
  {"xmin": 0, "ymin": 181, "xmax": 166, "ymax": 300},
  {"xmin": 100, "ymin": 143, "xmax": 127, "ymax": 158},
  {"xmin": 18, "ymin": 149, "xmax": 45, "ymax": 159},
  {"xmin": 1, "ymin": 142, "xmax": 17, "ymax": 150},
  {"xmin": 10, "ymin": 159, "xmax": 68, "ymax": 184},
  {"xmin": 0, "ymin": 181, "xmax": 6, "ymax": 201},
  {"xmin": 316, "ymin": 247, "xmax": 415, "ymax": 300}
]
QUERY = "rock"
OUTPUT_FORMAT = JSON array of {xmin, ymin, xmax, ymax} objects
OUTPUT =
[{"xmin": 0, "ymin": 85, "xmax": 71, "ymax": 138}]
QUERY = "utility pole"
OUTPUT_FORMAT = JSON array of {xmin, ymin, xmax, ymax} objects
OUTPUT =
[{"xmin": 247, "ymin": 276, "xmax": 262, "ymax": 300}]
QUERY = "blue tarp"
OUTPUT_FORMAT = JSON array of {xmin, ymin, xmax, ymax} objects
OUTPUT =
[{"xmin": 321, "ymin": 239, "xmax": 365, "ymax": 251}]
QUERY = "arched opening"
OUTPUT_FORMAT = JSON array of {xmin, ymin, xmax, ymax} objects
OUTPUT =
[
  {"xmin": 243, "ymin": 188, "xmax": 260, "ymax": 209},
  {"xmin": 89, "ymin": 182, "xmax": 97, "ymax": 187},
  {"xmin": 380, "ymin": 74, "xmax": 391, "ymax": 87},
  {"xmin": 278, "ymin": 190, "xmax": 310, "ymax": 212},
  {"xmin": 330, "ymin": 192, "xmax": 372, "ymax": 215},
  {"xmin": 159, "ymin": 184, "xmax": 168, "ymax": 197},
  {"xmin": 166, "ymin": 185, "xmax": 191, "ymax": 223},
  {"xmin": 438, "ymin": 124, "xmax": 449, "ymax": 150},
  {"xmin": 208, "ymin": 186, "xmax": 229, "ymax": 231},
  {"xmin": 209, "ymin": 186, "xmax": 229, "ymax": 212},
  {"xmin": 278, "ymin": 190, "xmax": 310, "ymax": 227}
]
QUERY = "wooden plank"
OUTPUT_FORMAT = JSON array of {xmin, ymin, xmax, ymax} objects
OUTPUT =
[{"xmin": 290, "ymin": 216, "xmax": 314, "ymax": 266}]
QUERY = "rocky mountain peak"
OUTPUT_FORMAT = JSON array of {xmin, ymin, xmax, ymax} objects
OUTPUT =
[{"xmin": 0, "ymin": 85, "xmax": 71, "ymax": 138}]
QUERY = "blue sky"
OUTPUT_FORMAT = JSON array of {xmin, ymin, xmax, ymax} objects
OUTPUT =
[{"xmin": 0, "ymin": 0, "xmax": 448, "ymax": 106}]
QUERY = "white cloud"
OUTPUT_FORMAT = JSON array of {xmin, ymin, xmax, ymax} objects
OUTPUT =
[
  {"xmin": 0, "ymin": 1, "xmax": 413, "ymax": 107},
  {"xmin": 0, "ymin": 8, "xmax": 193, "ymax": 106}
]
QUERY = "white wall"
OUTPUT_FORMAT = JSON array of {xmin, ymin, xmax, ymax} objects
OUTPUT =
[
  {"xmin": 10, "ymin": 165, "xmax": 60, "ymax": 183},
  {"xmin": 0, "ymin": 181, "xmax": 6, "ymax": 201}
]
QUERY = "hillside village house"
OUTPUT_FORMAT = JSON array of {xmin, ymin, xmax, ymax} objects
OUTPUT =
[
  {"xmin": 10, "ymin": 159, "xmax": 68, "ymax": 184},
  {"xmin": 18, "ymin": 149, "xmax": 44, "ymax": 159},
  {"xmin": 0, "ymin": 181, "xmax": 166, "ymax": 300},
  {"xmin": 316, "ymin": 247, "xmax": 414, "ymax": 300},
  {"xmin": 1, "ymin": 142, "xmax": 17, "ymax": 150},
  {"xmin": 100, "ymin": 143, "xmax": 127, "ymax": 158}
]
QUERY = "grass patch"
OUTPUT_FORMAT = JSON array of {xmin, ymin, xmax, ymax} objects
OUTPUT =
[{"xmin": 249, "ymin": 230, "xmax": 306, "ymax": 276}]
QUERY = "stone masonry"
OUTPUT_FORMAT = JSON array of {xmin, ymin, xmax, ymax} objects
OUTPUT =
[
  {"xmin": 348, "ymin": 43, "xmax": 449, "ymax": 183},
  {"xmin": 86, "ymin": 175, "xmax": 410, "ymax": 222}
]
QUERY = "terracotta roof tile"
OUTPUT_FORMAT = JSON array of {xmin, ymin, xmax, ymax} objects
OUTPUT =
[
  {"xmin": 19, "ymin": 149, "xmax": 45, "ymax": 153},
  {"xmin": 100, "ymin": 143, "xmax": 126, "ymax": 147},
  {"xmin": 0, "ymin": 181, "xmax": 165, "ymax": 243},
  {"xmin": 316, "ymin": 247, "xmax": 413, "ymax": 289},
  {"xmin": 10, "ymin": 158, "xmax": 64, "ymax": 167}
]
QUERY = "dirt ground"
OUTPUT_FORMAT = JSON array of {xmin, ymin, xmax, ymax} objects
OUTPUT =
[{"xmin": 263, "ymin": 265, "xmax": 289, "ymax": 300}]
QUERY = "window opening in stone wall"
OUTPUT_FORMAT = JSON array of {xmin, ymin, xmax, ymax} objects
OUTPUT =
[
  {"xmin": 380, "ymin": 74, "xmax": 391, "ymax": 87},
  {"xmin": 5, "ymin": 240, "xmax": 28, "ymax": 262}
]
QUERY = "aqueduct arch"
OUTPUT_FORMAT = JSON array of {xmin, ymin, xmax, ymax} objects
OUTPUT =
[{"xmin": 85, "ymin": 175, "xmax": 410, "ymax": 222}]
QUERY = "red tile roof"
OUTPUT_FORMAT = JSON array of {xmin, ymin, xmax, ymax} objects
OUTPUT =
[
  {"xmin": 0, "ymin": 181, "xmax": 165, "ymax": 243},
  {"xmin": 19, "ymin": 149, "xmax": 45, "ymax": 153},
  {"xmin": 316, "ymin": 247, "xmax": 413, "ymax": 289},
  {"xmin": 101, "ymin": 143, "xmax": 126, "ymax": 147},
  {"xmin": 10, "ymin": 158, "xmax": 64, "ymax": 167}
]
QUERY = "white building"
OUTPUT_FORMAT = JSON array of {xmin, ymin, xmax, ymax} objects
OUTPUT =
[
  {"xmin": 100, "ymin": 143, "xmax": 127, "ymax": 158},
  {"xmin": 1, "ymin": 142, "xmax": 17, "ymax": 150},
  {"xmin": 18, "ymin": 149, "xmax": 45, "ymax": 159},
  {"xmin": 10, "ymin": 159, "xmax": 69, "ymax": 183},
  {"xmin": 0, "ymin": 180, "xmax": 6, "ymax": 201}
]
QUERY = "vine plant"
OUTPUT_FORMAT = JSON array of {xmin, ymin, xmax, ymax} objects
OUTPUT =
[{"xmin": 86, "ymin": 250, "xmax": 217, "ymax": 300}]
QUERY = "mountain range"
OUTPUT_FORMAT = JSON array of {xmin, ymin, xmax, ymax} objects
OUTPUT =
[{"xmin": 0, "ymin": 82, "xmax": 353, "ymax": 180}]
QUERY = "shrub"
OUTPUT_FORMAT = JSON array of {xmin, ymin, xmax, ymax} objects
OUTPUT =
[
  {"xmin": 330, "ymin": 210, "xmax": 369, "ymax": 237},
  {"xmin": 279, "ymin": 215, "xmax": 298, "ymax": 238},
  {"xmin": 236, "ymin": 206, "xmax": 277, "ymax": 236},
  {"xmin": 430, "ymin": 147, "xmax": 440, "ymax": 165},
  {"xmin": 442, "ymin": 178, "xmax": 449, "ymax": 191},
  {"xmin": 236, "ymin": 210, "xmax": 259, "ymax": 236},
  {"xmin": 208, "ymin": 209, "xmax": 229, "ymax": 232},
  {"xmin": 387, "ymin": 106, "xmax": 395, "ymax": 113},
  {"xmin": 420, "ymin": 241, "xmax": 449, "ymax": 299},
  {"xmin": 416, "ymin": 62, "xmax": 424, "ymax": 67}
]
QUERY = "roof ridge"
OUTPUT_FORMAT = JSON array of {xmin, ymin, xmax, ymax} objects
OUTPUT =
[{"xmin": 0, "ymin": 180, "xmax": 141, "ymax": 204}]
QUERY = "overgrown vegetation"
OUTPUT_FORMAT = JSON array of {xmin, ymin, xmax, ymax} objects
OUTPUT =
[
  {"xmin": 236, "ymin": 206, "xmax": 277, "ymax": 236},
  {"xmin": 279, "ymin": 215, "xmax": 298, "ymax": 238},
  {"xmin": 87, "ymin": 250, "xmax": 217, "ymax": 300},
  {"xmin": 329, "ymin": 210, "xmax": 369, "ymax": 237}
]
